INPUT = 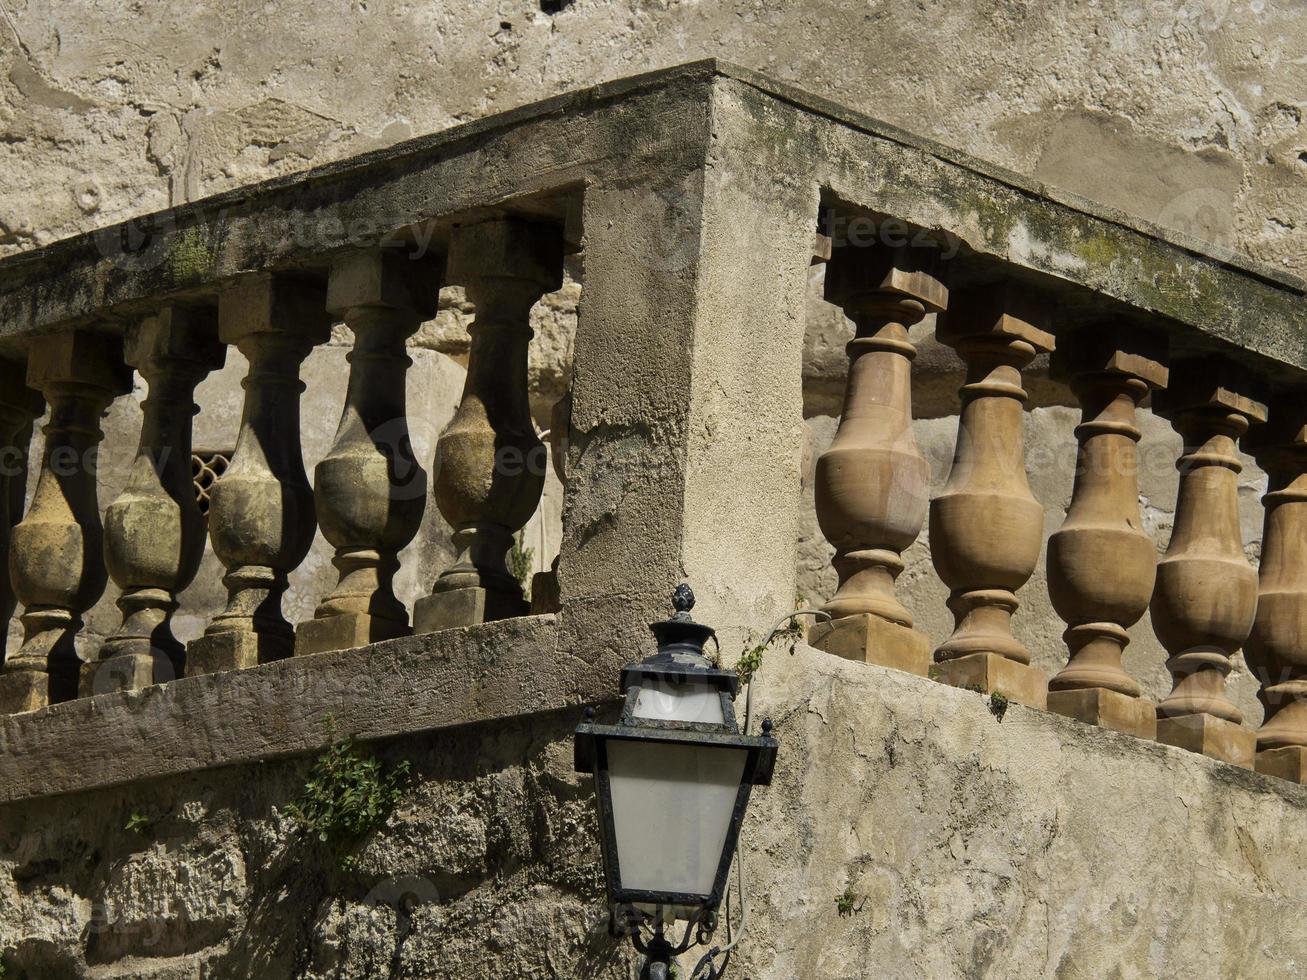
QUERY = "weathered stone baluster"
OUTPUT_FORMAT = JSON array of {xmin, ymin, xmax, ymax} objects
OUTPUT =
[
  {"xmin": 82, "ymin": 309, "xmax": 224, "ymax": 695},
  {"xmin": 0, "ymin": 360, "xmax": 42, "ymax": 648},
  {"xmin": 0, "ymin": 332, "xmax": 130, "ymax": 711},
  {"xmin": 930, "ymin": 284, "xmax": 1053, "ymax": 708},
  {"xmin": 187, "ymin": 276, "xmax": 330, "ymax": 675},
  {"xmin": 295, "ymin": 251, "xmax": 436, "ymax": 655},
  {"xmin": 1151, "ymin": 358, "xmax": 1266, "ymax": 767},
  {"xmin": 806, "ymin": 242, "xmax": 947, "ymax": 674},
  {"xmin": 1245, "ymin": 400, "xmax": 1307, "ymax": 782},
  {"xmin": 529, "ymin": 389, "xmax": 570, "ymax": 616},
  {"xmin": 1046, "ymin": 332, "xmax": 1167, "ymax": 738},
  {"xmin": 413, "ymin": 217, "xmax": 563, "ymax": 633}
]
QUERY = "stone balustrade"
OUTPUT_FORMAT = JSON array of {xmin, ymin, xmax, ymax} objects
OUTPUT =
[{"xmin": 0, "ymin": 63, "xmax": 1306, "ymax": 793}]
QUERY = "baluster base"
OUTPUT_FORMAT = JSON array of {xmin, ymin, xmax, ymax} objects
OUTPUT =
[
  {"xmin": 0, "ymin": 670, "xmax": 52, "ymax": 714},
  {"xmin": 1047, "ymin": 688, "xmax": 1157, "ymax": 740},
  {"xmin": 185, "ymin": 630, "xmax": 292, "ymax": 677},
  {"xmin": 931, "ymin": 652, "xmax": 1048, "ymax": 710},
  {"xmin": 1156, "ymin": 714, "xmax": 1255, "ymax": 769},
  {"xmin": 1256, "ymin": 746, "xmax": 1307, "ymax": 784},
  {"xmin": 807, "ymin": 613, "xmax": 930, "ymax": 677},
  {"xmin": 79, "ymin": 651, "xmax": 175, "ymax": 697},
  {"xmin": 294, "ymin": 612, "xmax": 411, "ymax": 656},
  {"xmin": 412, "ymin": 586, "xmax": 528, "ymax": 634}
]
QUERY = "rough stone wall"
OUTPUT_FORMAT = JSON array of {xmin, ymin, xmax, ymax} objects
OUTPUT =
[
  {"xmin": 1, "ymin": 646, "xmax": 1303, "ymax": 979},
  {"xmin": 1, "ymin": 1, "xmax": 1304, "ymax": 276}
]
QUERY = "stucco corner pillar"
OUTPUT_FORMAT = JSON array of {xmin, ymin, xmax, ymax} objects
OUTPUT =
[{"xmin": 557, "ymin": 159, "xmax": 818, "ymax": 673}]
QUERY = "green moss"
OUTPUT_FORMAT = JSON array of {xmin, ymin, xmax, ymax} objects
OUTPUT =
[
  {"xmin": 166, "ymin": 227, "xmax": 217, "ymax": 284},
  {"xmin": 1074, "ymin": 233, "xmax": 1120, "ymax": 269}
]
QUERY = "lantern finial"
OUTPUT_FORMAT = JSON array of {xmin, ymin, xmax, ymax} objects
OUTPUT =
[{"xmin": 672, "ymin": 583, "xmax": 695, "ymax": 617}]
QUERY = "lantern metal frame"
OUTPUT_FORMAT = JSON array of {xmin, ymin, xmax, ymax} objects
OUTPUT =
[{"xmin": 574, "ymin": 583, "xmax": 779, "ymax": 940}]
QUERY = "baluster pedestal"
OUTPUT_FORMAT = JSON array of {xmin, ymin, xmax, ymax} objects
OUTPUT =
[
  {"xmin": 83, "ymin": 308, "xmax": 224, "ymax": 694},
  {"xmin": 929, "ymin": 284, "xmax": 1053, "ymax": 708},
  {"xmin": 295, "ymin": 251, "xmax": 436, "ymax": 655},
  {"xmin": 1152, "ymin": 359, "xmax": 1265, "ymax": 767},
  {"xmin": 0, "ymin": 360, "xmax": 42, "ymax": 645},
  {"xmin": 808, "ymin": 242, "xmax": 946, "ymax": 674},
  {"xmin": 1244, "ymin": 399, "xmax": 1307, "ymax": 782},
  {"xmin": 0, "ymin": 331, "xmax": 130, "ymax": 712},
  {"xmin": 187, "ymin": 276, "xmax": 329, "ymax": 675},
  {"xmin": 1046, "ymin": 333, "xmax": 1168, "ymax": 739},
  {"xmin": 414, "ymin": 218, "xmax": 563, "ymax": 634}
]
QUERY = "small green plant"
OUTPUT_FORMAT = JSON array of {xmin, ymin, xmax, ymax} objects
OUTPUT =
[
  {"xmin": 124, "ymin": 810, "xmax": 150, "ymax": 835},
  {"xmin": 286, "ymin": 737, "xmax": 410, "ymax": 870},
  {"xmin": 836, "ymin": 886, "xmax": 862, "ymax": 917},
  {"xmin": 988, "ymin": 691, "xmax": 1010, "ymax": 722},
  {"xmin": 736, "ymin": 616, "xmax": 805, "ymax": 686},
  {"xmin": 507, "ymin": 532, "xmax": 534, "ymax": 595}
]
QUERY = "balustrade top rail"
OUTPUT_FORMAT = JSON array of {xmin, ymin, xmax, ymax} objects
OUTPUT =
[{"xmin": 0, "ymin": 60, "xmax": 1303, "ymax": 375}]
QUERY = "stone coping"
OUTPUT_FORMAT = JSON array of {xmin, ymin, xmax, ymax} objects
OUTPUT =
[
  {"xmin": 0, "ymin": 615, "xmax": 622, "ymax": 805},
  {"xmin": 2, "ymin": 620, "xmax": 1304, "ymax": 811},
  {"xmin": 0, "ymin": 61, "xmax": 1303, "ymax": 377}
]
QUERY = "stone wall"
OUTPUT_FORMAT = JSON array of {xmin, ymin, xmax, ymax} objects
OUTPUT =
[
  {"xmin": 1, "ymin": 644, "xmax": 1303, "ymax": 978},
  {"xmin": 3, "ymin": 1, "xmax": 1305, "ymax": 278}
]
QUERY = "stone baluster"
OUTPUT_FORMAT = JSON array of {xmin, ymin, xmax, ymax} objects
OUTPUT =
[
  {"xmin": 1045, "ymin": 332, "xmax": 1168, "ymax": 738},
  {"xmin": 186, "ymin": 275, "xmax": 330, "ymax": 675},
  {"xmin": 1151, "ymin": 358, "xmax": 1266, "ymax": 767},
  {"xmin": 0, "ymin": 332, "xmax": 130, "ymax": 712},
  {"xmin": 529, "ymin": 389, "xmax": 571, "ymax": 616},
  {"xmin": 1245, "ymin": 399, "xmax": 1307, "ymax": 782},
  {"xmin": 929, "ymin": 284, "xmax": 1053, "ymax": 708},
  {"xmin": 0, "ymin": 360, "xmax": 42, "ymax": 648},
  {"xmin": 413, "ymin": 217, "xmax": 563, "ymax": 634},
  {"xmin": 806, "ymin": 241, "xmax": 947, "ymax": 675},
  {"xmin": 295, "ymin": 250, "xmax": 437, "ymax": 655},
  {"xmin": 81, "ymin": 308, "xmax": 224, "ymax": 695}
]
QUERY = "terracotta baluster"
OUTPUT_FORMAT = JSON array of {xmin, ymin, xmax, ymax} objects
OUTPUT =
[
  {"xmin": 806, "ymin": 241, "xmax": 947, "ymax": 674},
  {"xmin": 1245, "ymin": 399, "xmax": 1307, "ymax": 782},
  {"xmin": 295, "ymin": 250, "xmax": 437, "ymax": 655},
  {"xmin": 84, "ymin": 309, "xmax": 224, "ymax": 694},
  {"xmin": 413, "ymin": 217, "xmax": 563, "ymax": 633},
  {"xmin": 0, "ymin": 332, "xmax": 130, "ymax": 712},
  {"xmin": 0, "ymin": 359, "xmax": 42, "ymax": 650},
  {"xmin": 186, "ymin": 275, "xmax": 330, "ymax": 675},
  {"xmin": 930, "ymin": 284, "xmax": 1053, "ymax": 708},
  {"xmin": 1046, "ymin": 332, "xmax": 1167, "ymax": 738},
  {"xmin": 529, "ymin": 389, "xmax": 570, "ymax": 616},
  {"xmin": 1151, "ymin": 358, "xmax": 1265, "ymax": 767}
]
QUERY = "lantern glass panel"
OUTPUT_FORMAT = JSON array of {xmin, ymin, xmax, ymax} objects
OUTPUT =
[
  {"xmin": 631, "ymin": 679, "xmax": 725, "ymax": 724},
  {"xmin": 607, "ymin": 739, "xmax": 747, "ymax": 897}
]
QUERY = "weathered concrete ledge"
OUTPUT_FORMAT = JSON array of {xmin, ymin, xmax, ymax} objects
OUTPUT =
[{"xmin": 0, "ymin": 615, "xmax": 620, "ymax": 804}]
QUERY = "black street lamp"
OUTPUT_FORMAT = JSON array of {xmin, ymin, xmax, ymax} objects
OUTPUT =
[{"xmin": 574, "ymin": 584, "xmax": 779, "ymax": 979}]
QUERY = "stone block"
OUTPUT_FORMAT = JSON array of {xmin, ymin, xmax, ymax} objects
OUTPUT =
[
  {"xmin": 933, "ymin": 652, "xmax": 1048, "ymax": 710},
  {"xmin": 807, "ymin": 614, "xmax": 931, "ymax": 677},
  {"xmin": 1256, "ymin": 745, "xmax": 1307, "ymax": 784},
  {"xmin": 1047, "ymin": 688, "xmax": 1157, "ymax": 740},
  {"xmin": 294, "ymin": 612, "xmax": 411, "ymax": 657},
  {"xmin": 186, "ymin": 631, "xmax": 288, "ymax": 677},
  {"xmin": 79, "ymin": 653, "xmax": 162, "ymax": 698},
  {"xmin": 0, "ymin": 671, "xmax": 48, "ymax": 714},
  {"xmin": 412, "ymin": 587, "xmax": 528, "ymax": 635},
  {"xmin": 1157, "ymin": 714, "xmax": 1256, "ymax": 769}
]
